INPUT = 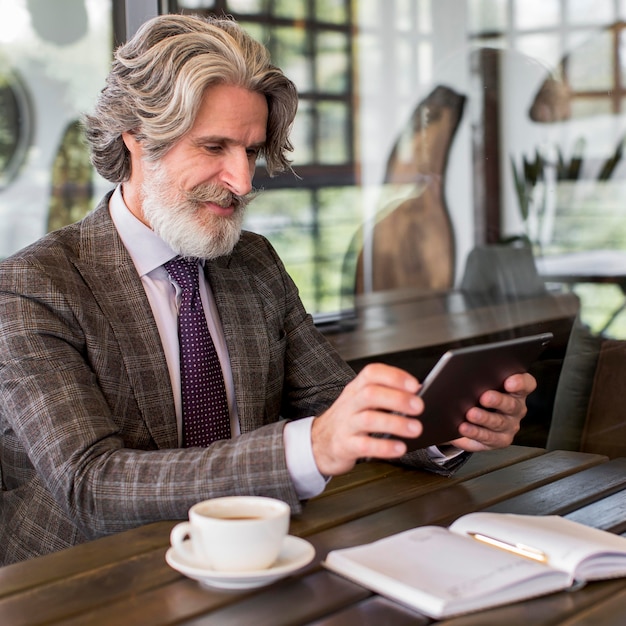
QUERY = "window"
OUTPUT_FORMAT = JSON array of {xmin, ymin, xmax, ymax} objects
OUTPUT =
[
  {"xmin": 0, "ymin": 0, "xmax": 114, "ymax": 260},
  {"xmin": 174, "ymin": 0, "xmax": 357, "ymax": 317}
]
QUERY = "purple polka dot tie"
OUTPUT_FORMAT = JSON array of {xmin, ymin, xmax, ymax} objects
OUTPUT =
[{"xmin": 164, "ymin": 257, "xmax": 231, "ymax": 447}]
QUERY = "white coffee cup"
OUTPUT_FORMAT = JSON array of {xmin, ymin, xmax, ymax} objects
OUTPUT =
[{"xmin": 170, "ymin": 496, "xmax": 290, "ymax": 572}]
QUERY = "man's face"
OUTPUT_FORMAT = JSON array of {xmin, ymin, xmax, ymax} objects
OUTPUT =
[{"xmin": 126, "ymin": 83, "xmax": 269, "ymax": 259}]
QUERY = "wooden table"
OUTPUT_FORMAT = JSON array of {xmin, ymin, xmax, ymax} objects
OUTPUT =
[{"xmin": 4, "ymin": 446, "xmax": 626, "ymax": 625}]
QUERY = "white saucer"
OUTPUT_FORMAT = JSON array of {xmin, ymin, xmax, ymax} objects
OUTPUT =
[{"xmin": 165, "ymin": 535, "xmax": 315, "ymax": 590}]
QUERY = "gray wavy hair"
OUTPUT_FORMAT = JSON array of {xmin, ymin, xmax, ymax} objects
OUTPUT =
[{"xmin": 84, "ymin": 14, "xmax": 298, "ymax": 182}]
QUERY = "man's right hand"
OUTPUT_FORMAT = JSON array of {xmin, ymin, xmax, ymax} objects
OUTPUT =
[{"xmin": 310, "ymin": 363, "xmax": 424, "ymax": 476}]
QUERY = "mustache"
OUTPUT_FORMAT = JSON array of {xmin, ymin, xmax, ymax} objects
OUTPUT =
[{"xmin": 186, "ymin": 184, "xmax": 256, "ymax": 211}]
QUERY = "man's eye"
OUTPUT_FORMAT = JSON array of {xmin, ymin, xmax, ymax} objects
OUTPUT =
[{"xmin": 247, "ymin": 148, "xmax": 260, "ymax": 159}]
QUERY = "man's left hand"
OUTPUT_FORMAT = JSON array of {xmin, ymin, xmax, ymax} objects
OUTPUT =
[{"xmin": 449, "ymin": 372, "xmax": 537, "ymax": 452}]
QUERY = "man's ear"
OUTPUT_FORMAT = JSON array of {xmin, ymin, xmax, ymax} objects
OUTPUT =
[{"xmin": 122, "ymin": 131, "xmax": 143, "ymax": 159}]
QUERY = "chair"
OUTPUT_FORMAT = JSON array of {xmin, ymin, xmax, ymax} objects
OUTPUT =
[
  {"xmin": 460, "ymin": 243, "xmax": 558, "ymax": 447},
  {"xmin": 547, "ymin": 316, "xmax": 626, "ymax": 458},
  {"xmin": 459, "ymin": 244, "xmax": 547, "ymax": 300}
]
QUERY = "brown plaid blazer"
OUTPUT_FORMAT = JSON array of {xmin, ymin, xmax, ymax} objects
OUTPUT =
[{"xmin": 0, "ymin": 194, "xmax": 444, "ymax": 565}]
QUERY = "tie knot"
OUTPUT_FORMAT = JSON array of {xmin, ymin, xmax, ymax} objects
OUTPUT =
[{"xmin": 164, "ymin": 257, "xmax": 200, "ymax": 292}]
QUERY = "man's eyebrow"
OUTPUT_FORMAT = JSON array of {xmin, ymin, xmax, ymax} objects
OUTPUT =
[{"xmin": 193, "ymin": 136, "xmax": 266, "ymax": 149}]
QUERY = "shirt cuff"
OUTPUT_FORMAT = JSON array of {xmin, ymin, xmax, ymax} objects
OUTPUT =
[{"xmin": 283, "ymin": 417, "xmax": 327, "ymax": 500}]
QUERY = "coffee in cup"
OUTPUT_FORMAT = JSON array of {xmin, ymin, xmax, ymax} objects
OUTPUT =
[{"xmin": 170, "ymin": 496, "xmax": 290, "ymax": 572}]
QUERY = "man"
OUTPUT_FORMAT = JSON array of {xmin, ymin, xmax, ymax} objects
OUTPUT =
[{"xmin": 0, "ymin": 14, "xmax": 535, "ymax": 565}]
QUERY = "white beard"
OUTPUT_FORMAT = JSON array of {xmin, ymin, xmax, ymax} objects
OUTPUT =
[{"xmin": 140, "ymin": 161, "xmax": 250, "ymax": 259}]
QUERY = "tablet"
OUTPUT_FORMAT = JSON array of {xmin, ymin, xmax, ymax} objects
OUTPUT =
[{"xmin": 394, "ymin": 332, "xmax": 553, "ymax": 451}]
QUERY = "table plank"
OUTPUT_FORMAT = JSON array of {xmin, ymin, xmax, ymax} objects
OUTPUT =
[
  {"xmin": 0, "ymin": 520, "xmax": 177, "ymax": 599},
  {"xmin": 57, "ymin": 571, "xmax": 370, "ymax": 626},
  {"xmin": 435, "ymin": 579, "xmax": 626, "ymax": 626},
  {"xmin": 485, "ymin": 458, "xmax": 626, "ymax": 517},
  {"xmin": 292, "ymin": 446, "xmax": 546, "ymax": 537},
  {"xmin": 308, "ymin": 596, "xmax": 430, "ymax": 626},
  {"xmin": 566, "ymin": 488, "xmax": 626, "ymax": 535}
]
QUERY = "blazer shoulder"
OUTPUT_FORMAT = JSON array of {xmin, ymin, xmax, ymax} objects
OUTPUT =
[{"xmin": 0, "ymin": 193, "xmax": 117, "ymax": 272}]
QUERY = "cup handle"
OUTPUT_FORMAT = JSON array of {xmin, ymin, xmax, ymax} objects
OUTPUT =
[{"xmin": 170, "ymin": 521, "xmax": 196, "ymax": 562}]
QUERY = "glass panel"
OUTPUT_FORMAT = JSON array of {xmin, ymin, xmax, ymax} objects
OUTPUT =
[
  {"xmin": 0, "ymin": 61, "xmax": 31, "ymax": 190},
  {"xmin": 317, "ymin": 185, "xmax": 364, "ymax": 312},
  {"xmin": 274, "ymin": 0, "xmax": 307, "ymax": 20},
  {"xmin": 468, "ymin": 0, "xmax": 508, "ymax": 33},
  {"xmin": 514, "ymin": 0, "xmax": 560, "ymax": 29},
  {"xmin": 243, "ymin": 188, "xmax": 316, "ymax": 305},
  {"xmin": 177, "ymin": 0, "xmax": 215, "ymax": 8},
  {"xmin": 290, "ymin": 99, "xmax": 313, "ymax": 165},
  {"xmin": 314, "ymin": 0, "xmax": 347, "ymax": 24},
  {"xmin": 315, "ymin": 30, "xmax": 348, "ymax": 93},
  {"xmin": 274, "ymin": 25, "xmax": 310, "ymax": 92},
  {"xmin": 356, "ymin": 0, "xmax": 381, "ymax": 30},
  {"xmin": 515, "ymin": 33, "xmax": 562, "ymax": 69},
  {"xmin": 568, "ymin": 30, "xmax": 613, "ymax": 91},
  {"xmin": 416, "ymin": 0, "xmax": 432, "ymax": 35},
  {"xmin": 571, "ymin": 97, "xmax": 613, "ymax": 117},
  {"xmin": 566, "ymin": 0, "xmax": 614, "ymax": 25},
  {"xmin": 317, "ymin": 101, "xmax": 349, "ymax": 163},
  {"xmin": 418, "ymin": 40, "xmax": 433, "ymax": 86},
  {"xmin": 227, "ymin": 0, "xmax": 263, "ymax": 14},
  {"xmin": 0, "ymin": 0, "xmax": 112, "ymax": 259},
  {"xmin": 238, "ymin": 20, "xmax": 267, "ymax": 46},
  {"xmin": 395, "ymin": 0, "xmax": 414, "ymax": 33},
  {"xmin": 397, "ymin": 36, "xmax": 416, "ymax": 98}
]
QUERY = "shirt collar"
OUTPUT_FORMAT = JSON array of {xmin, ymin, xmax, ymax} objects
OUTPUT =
[{"xmin": 109, "ymin": 185, "xmax": 177, "ymax": 277}]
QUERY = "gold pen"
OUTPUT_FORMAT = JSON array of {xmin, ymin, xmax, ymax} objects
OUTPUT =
[{"xmin": 468, "ymin": 532, "xmax": 549, "ymax": 564}]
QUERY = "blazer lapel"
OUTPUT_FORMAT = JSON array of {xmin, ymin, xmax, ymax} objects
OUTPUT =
[
  {"xmin": 206, "ymin": 255, "xmax": 270, "ymax": 434},
  {"xmin": 73, "ymin": 200, "xmax": 178, "ymax": 448}
]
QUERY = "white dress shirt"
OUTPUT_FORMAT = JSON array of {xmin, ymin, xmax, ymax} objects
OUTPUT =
[{"xmin": 108, "ymin": 186, "xmax": 325, "ymax": 499}]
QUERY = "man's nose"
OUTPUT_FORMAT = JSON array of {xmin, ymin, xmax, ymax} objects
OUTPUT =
[{"xmin": 219, "ymin": 149, "xmax": 254, "ymax": 197}]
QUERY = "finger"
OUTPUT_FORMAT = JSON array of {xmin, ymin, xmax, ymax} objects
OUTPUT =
[
  {"xmin": 359, "ymin": 409, "xmax": 423, "ymax": 440},
  {"xmin": 352, "ymin": 383, "xmax": 424, "ymax": 418},
  {"xmin": 503, "ymin": 372, "xmax": 537, "ymax": 395},
  {"xmin": 352, "ymin": 363, "xmax": 420, "ymax": 395},
  {"xmin": 477, "ymin": 389, "xmax": 524, "ymax": 418}
]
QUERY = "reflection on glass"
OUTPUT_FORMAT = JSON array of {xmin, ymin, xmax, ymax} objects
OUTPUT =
[
  {"xmin": 394, "ymin": 0, "xmax": 415, "ymax": 33},
  {"xmin": 567, "ymin": 0, "xmax": 613, "ymax": 25},
  {"xmin": 0, "ymin": 62, "xmax": 31, "ymax": 190},
  {"xmin": 0, "ymin": 0, "xmax": 112, "ymax": 259},
  {"xmin": 468, "ymin": 0, "xmax": 507, "ymax": 33},
  {"xmin": 571, "ymin": 97, "xmax": 613, "ymax": 117},
  {"xmin": 177, "ymin": 0, "xmax": 214, "ymax": 8},
  {"xmin": 515, "ymin": 33, "xmax": 561, "ymax": 70},
  {"xmin": 228, "ymin": 0, "xmax": 262, "ymax": 14},
  {"xmin": 569, "ymin": 30, "xmax": 613, "ymax": 92},
  {"xmin": 416, "ymin": 0, "xmax": 432, "ymax": 35},
  {"xmin": 515, "ymin": 0, "xmax": 560, "ymax": 29}
]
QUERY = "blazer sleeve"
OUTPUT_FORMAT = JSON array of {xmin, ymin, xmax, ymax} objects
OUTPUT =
[{"xmin": 0, "ymin": 224, "xmax": 323, "ymax": 558}]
